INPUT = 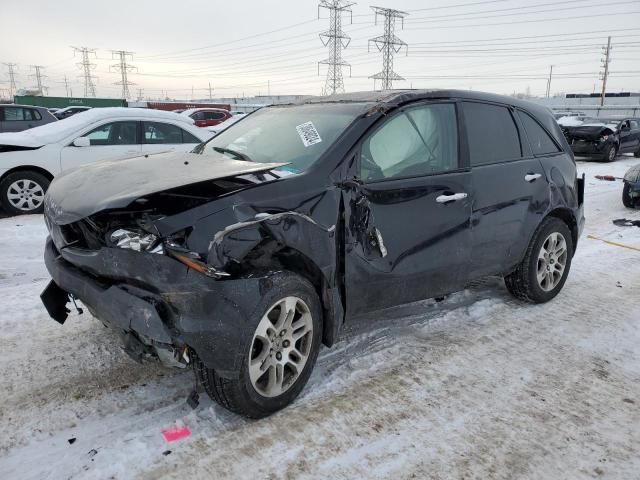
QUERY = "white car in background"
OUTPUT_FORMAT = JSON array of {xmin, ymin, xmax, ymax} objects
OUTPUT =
[{"xmin": 0, "ymin": 107, "xmax": 212, "ymax": 215}]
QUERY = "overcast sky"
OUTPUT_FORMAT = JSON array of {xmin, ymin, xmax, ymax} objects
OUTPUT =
[{"xmin": 1, "ymin": 0, "xmax": 639, "ymax": 100}]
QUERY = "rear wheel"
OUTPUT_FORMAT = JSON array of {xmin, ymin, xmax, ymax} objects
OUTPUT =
[
  {"xmin": 0, "ymin": 171, "xmax": 50, "ymax": 215},
  {"xmin": 505, "ymin": 217, "xmax": 574, "ymax": 303},
  {"xmin": 195, "ymin": 272, "xmax": 322, "ymax": 418},
  {"xmin": 603, "ymin": 145, "xmax": 617, "ymax": 162},
  {"xmin": 622, "ymin": 183, "xmax": 637, "ymax": 208}
]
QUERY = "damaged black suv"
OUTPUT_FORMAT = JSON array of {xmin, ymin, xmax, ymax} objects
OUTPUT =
[{"xmin": 41, "ymin": 90, "xmax": 585, "ymax": 418}]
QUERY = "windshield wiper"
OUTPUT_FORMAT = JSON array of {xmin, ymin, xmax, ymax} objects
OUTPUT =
[{"xmin": 213, "ymin": 146, "xmax": 252, "ymax": 162}]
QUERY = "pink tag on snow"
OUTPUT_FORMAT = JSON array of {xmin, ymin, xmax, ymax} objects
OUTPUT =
[{"xmin": 161, "ymin": 426, "xmax": 191, "ymax": 443}]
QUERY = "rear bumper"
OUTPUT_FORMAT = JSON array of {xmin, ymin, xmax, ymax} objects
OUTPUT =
[{"xmin": 41, "ymin": 237, "xmax": 268, "ymax": 378}]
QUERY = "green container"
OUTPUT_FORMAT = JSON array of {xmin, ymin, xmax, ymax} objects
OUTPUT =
[{"xmin": 14, "ymin": 95, "xmax": 127, "ymax": 108}]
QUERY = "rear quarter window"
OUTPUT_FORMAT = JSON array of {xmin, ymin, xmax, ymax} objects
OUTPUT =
[
  {"xmin": 517, "ymin": 111, "xmax": 561, "ymax": 155},
  {"xmin": 463, "ymin": 102, "xmax": 522, "ymax": 166}
]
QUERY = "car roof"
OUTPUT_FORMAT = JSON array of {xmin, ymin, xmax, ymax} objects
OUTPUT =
[
  {"xmin": 1, "ymin": 104, "xmax": 49, "ymax": 110},
  {"xmin": 182, "ymin": 107, "xmax": 229, "ymax": 115},
  {"xmin": 299, "ymin": 89, "xmax": 544, "ymax": 108}
]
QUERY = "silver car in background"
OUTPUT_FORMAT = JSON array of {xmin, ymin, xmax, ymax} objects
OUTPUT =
[{"xmin": 0, "ymin": 105, "xmax": 57, "ymax": 133}]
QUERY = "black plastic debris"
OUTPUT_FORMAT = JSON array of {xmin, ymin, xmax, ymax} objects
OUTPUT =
[
  {"xmin": 88, "ymin": 449, "xmax": 98, "ymax": 458},
  {"xmin": 613, "ymin": 218, "xmax": 640, "ymax": 227},
  {"xmin": 186, "ymin": 390, "xmax": 200, "ymax": 409},
  {"xmin": 163, "ymin": 450, "xmax": 172, "ymax": 456},
  {"xmin": 68, "ymin": 438, "xmax": 76, "ymax": 445}
]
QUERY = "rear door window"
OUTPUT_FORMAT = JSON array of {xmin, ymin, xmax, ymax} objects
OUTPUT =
[
  {"xmin": 361, "ymin": 103, "xmax": 458, "ymax": 181},
  {"xmin": 517, "ymin": 111, "xmax": 561, "ymax": 155},
  {"xmin": 463, "ymin": 102, "xmax": 522, "ymax": 165},
  {"xmin": 143, "ymin": 121, "xmax": 193, "ymax": 144},
  {"xmin": 205, "ymin": 111, "xmax": 226, "ymax": 120}
]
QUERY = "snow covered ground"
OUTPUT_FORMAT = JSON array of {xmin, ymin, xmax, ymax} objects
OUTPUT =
[{"xmin": 1, "ymin": 156, "xmax": 639, "ymax": 479}]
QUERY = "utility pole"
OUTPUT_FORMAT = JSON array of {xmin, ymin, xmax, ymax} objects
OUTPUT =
[
  {"xmin": 599, "ymin": 36, "xmax": 612, "ymax": 107},
  {"xmin": 545, "ymin": 65, "xmax": 554, "ymax": 98},
  {"xmin": 111, "ymin": 50, "xmax": 136, "ymax": 100},
  {"xmin": 3, "ymin": 63, "xmax": 17, "ymax": 99},
  {"xmin": 30, "ymin": 65, "xmax": 47, "ymax": 95},
  {"xmin": 137, "ymin": 88, "xmax": 144, "ymax": 101},
  {"xmin": 318, "ymin": 0, "xmax": 355, "ymax": 96},
  {"xmin": 208, "ymin": 82, "xmax": 213, "ymax": 100},
  {"xmin": 368, "ymin": 6, "xmax": 408, "ymax": 90},
  {"xmin": 72, "ymin": 46, "xmax": 98, "ymax": 97},
  {"xmin": 63, "ymin": 75, "xmax": 70, "ymax": 97}
]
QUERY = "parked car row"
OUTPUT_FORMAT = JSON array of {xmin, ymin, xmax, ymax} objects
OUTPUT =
[
  {"xmin": 39, "ymin": 90, "xmax": 585, "ymax": 418},
  {"xmin": 0, "ymin": 108, "xmax": 213, "ymax": 214}
]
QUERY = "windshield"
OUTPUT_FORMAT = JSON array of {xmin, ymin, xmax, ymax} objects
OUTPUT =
[{"xmin": 194, "ymin": 103, "xmax": 363, "ymax": 174}]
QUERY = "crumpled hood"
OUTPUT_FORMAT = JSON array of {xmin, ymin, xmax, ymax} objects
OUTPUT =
[
  {"xmin": 564, "ymin": 124, "xmax": 616, "ymax": 141},
  {"xmin": 45, "ymin": 151, "xmax": 286, "ymax": 225}
]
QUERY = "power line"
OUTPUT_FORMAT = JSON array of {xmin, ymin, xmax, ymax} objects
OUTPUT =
[
  {"xmin": 318, "ymin": 0, "xmax": 356, "ymax": 95},
  {"xmin": 368, "ymin": 6, "xmax": 408, "ymax": 90},
  {"xmin": 110, "ymin": 50, "xmax": 136, "ymax": 99},
  {"xmin": 29, "ymin": 65, "xmax": 47, "ymax": 95},
  {"xmin": 3, "ymin": 63, "xmax": 17, "ymax": 98},
  {"xmin": 72, "ymin": 46, "xmax": 98, "ymax": 97}
]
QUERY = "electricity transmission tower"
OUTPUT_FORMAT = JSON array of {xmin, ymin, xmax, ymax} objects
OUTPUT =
[
  {"xmin": 368, "ymin": 6, "xmax": 408, "ymax": 90},
  {"xmin": 72, "ymin": 46, "xmax": 98, "ymax": 97},
  {"xmin": 599, "ymin": 36, "xmax": 612, "ymax": 107},
  {"xmin": 3, "ymin": 63, "xmax": 17, "ymax": 98},
  {"xmin": 111, "ymin": 50, "xmax": 136, "ymax": 99},
  {"xmin": 30, "ymin": 65, "xmax": 47, "ymax": 95},
  {"xmin": 318, "ymin": 0, "xmax": 355, "ymax": 96}
]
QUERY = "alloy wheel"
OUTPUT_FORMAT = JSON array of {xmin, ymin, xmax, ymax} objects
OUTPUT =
[
  {"xmin": 248, "ymin": 296, "xmax": 314, "ymax": 398},
  {"xmin": 536, "ymin": 232, "xmax": 568, "ymax": 292},
  {"xmin": 6, "ymin": 179, "xmax": 45, "ymax": 212}
]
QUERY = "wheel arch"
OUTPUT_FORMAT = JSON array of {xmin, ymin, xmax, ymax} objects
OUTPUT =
[
  {"xmin": 243, "ymin": 243, "xmax": 342, "ymax": 349},
  {"xmin": 0, "ymin": 165, "xmax": 55, "ymax": 183},
  {"xmin": 545, "ymin": 207, "xmax": 579, "ymax": 254}
]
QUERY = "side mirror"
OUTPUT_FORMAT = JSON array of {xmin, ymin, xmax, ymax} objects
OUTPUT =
[
  {"xmin": 73, "ymin": 137, "xmax": 91, "ymax": 147},
  {"xmin": 620, "ymin": 123, "xmax": 629, "ymax": 131}
]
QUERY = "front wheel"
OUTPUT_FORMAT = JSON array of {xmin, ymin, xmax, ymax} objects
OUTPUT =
[
  {"xmin": 505, "ymin": 217, "xmax": 574, "ymax": 303},
  {"xmin": 195, "ymin": 272, "xmax": 322, "ymax": 418},
  {"xmin": 0, "ymin": 171, "xmax": 50, "ymax": 215},
  {"xmin": 603, "ymin": 145, "xmax": 617, "ymax": 162},
  {"xmin": 622, "ymin": 183, "xmax": 637, "ymax": 208}
]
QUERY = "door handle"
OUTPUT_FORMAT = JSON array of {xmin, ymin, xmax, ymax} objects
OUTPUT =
[
  {"xmin": 436, "ymin": 192, "xmax": 468, "ymax": 204},
  {"xmin": 525, "ymin": 173, "xmax": 542, "ymax": 182}
]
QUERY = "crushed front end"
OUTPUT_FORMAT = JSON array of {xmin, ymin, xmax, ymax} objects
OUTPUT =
[{"xmin": 41, "ymin": 205, "xmax": 277, "ymax": 378}]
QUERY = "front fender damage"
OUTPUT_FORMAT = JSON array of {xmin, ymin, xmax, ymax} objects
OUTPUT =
[{"xmin": 207, "ymin": 211, "xmax": 336, "ymax": 269}]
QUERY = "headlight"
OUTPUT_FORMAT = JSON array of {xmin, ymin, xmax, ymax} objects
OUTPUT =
[{"xmin": 109, "ymin": 228, "xmax": 162, "ymax": 253}]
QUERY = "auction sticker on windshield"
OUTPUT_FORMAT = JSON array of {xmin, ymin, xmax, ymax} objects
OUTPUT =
[{"xmin": 296, "ymin": 121, "xmax": 322, "ymax": 147}]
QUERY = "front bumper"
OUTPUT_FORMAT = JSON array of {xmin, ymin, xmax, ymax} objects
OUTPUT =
[
  {"xmin": 41, "ymin": 237, "xmax": 268, "ymax": 378},
  {"xmin": 570, "ymin": 139, "xmax": 608, "ymax": 156}
]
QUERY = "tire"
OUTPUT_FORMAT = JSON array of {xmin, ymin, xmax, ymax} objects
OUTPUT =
[
  {"xmin": 0, "ymin": 171, "xmax": 50, "ymax": 215},
  {"xmin": 634, "ymin": 149, "xmax": 640, "ymax": 158},
  {"xmin": 603, "ymin": 144, "xmax": 617, "ymax": 162},
  {"xmin": 195, "ymin": 272, "xmax": 322, "ymax": 418},
  {"xmin": 504, "ymin": 217, "xmax": 574, "ymax": 304},
  {"xmin": 622, "ymin": 183, "xmax": 636, "ymax": 209}
]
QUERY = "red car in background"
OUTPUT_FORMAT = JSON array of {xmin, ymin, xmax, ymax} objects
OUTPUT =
[{"xmin": 182, "ymin": 108, "xmax": 232, "ymax": 127}]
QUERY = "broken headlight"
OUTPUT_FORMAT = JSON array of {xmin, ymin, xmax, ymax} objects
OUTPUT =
[{"xmin": 109, "ymin": 228, "xmax": 163, "ymax": 253}]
